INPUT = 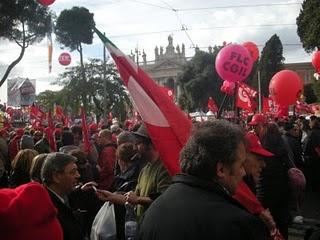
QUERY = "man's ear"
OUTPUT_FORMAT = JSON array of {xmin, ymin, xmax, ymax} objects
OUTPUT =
[
  {"xmin": 216, "ymin": 162, "xmax": 226, "ymax": 179},
  {"xmin": 52, "ymin": 172, "xmax": 61, "ymax": 184}
]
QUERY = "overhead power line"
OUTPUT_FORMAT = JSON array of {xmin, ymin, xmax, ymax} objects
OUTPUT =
[
  {"xmin": 129, "ymin": 1, "xmax": 302, "ymax": 11},
  {"xmin": 176, "ymin": 2, "xmax": 302, "ymax": 11},
  {"xmin": 108, "ymin": 23, "xmax": 296, "ymax": 38}
]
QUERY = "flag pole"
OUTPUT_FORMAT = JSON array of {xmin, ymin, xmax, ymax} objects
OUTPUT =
[
  {"xmin": 103, "ymin": 32, "xmax": 107, "ymax": 120},
  {"xmin": 258, "ymin": 70, "xmax": 262, "ymax": 113},
  {"xmin": 234, "ymin": 82, "xmax": 240, "ymax": 123},
  {"xmin": 217, "ymin": 94, "xmax": 228, "ymax": 119}
]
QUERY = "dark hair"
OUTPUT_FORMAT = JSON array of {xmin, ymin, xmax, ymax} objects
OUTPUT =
[
  {"xmin": 261, "ymin": 122, "xmax": 285, "ymax": 156},
  {"xmin": 117, "ymin": 143, "xmax": 137, "ymax": 162},
  {"xmin": 41, "ymin": 152, "xmax": 77, "ymax": 185},
  {"xmin": 69, "ymin": 149, "xmax": 87, "ymax": 166},
  {"xmin": 71, "ymin": 125, "xmax": 82, "ymax": 137},
  {"xmin": 180, "ymin": 120, "xmax": 244, "ymax": 181},
  {"xmin": 61, "ymin": 131, "xmax": 74, "ymax": 146},
  {"xmin": 284, "ymin": 121, "xmax": 295, "ymax": 131},
  {"xmin": 117, "ymin": 131, "xmax": 136, "ymax": 146}
]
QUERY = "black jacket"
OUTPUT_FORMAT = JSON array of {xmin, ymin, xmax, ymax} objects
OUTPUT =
[
  {"xmin": 139, "ymin": 174, "xmax": 269, "ymax": 240},
  {"xmin": 47, "ymin": 188, "xmax": 85, "ymax": 240}
]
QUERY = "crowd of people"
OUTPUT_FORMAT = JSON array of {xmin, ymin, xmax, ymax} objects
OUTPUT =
[{"xmin": 0, "ymin": 113, "xmax": 319, "ymax": 240}]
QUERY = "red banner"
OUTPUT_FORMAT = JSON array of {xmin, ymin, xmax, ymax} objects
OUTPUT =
[{"xmin": 236, "ymin": 83, "xmax": 257, "ymax": 111}]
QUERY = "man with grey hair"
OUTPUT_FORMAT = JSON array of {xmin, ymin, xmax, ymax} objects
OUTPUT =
[
  {"xmin": 139, "ymin": 120, "xmax": 269, "ymax": 240},
  {"xmin": 41, "ymin": 152, "xmax": 84, "ymax": 240}
]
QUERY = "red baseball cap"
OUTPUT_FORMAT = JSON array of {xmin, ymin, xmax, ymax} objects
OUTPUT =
[
  {"xmin": 248, "ymin": 114, "xmax": 267, "ymax": 126},
  {"xmin": 245, "ymin": 132, "xmax": 273, "ymax": 157}
]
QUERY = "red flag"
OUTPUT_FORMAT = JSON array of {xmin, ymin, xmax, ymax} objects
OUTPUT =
[
  {"xmin": 233, "ymin": 181, "xmax": 264, "ymax": 215},
  {"xmin": 80, "ymin": 106, "xmax": 90, "ymax": 153},
  {"xmin": 207, "ymin": 97, "xmax": 218, "ymax": 113},
  {"xmin": 46, "ymin": 111, "xmax": 57, "ymax": 152},
  {"xmin": 262, "ymin": 97, "xmax": 271, "ymax": 113},
  {"xmin": 95, "ymin": 28, "xmax": 192, "ymax": 175},
  {"xmin": 30, "ymin": 104, "xmax": 46, "ymax": 120},
  {"xmin": 54, "ymin": 104, "xmax": 65, "ymax": 120},
  {"xmin": 234, "ymin": 181, "xmax": 284, "ymax": 240},
  {"xmin": 236, "ymin": 83, "xmax": 257, "ymax": 111}
]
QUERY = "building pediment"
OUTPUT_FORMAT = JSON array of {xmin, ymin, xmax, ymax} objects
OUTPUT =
[{"xmin": 147, "ymin": 59, "xmax": 185, "ymax": 71}]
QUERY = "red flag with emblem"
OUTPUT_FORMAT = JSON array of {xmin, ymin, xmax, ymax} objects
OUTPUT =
[
  {"xmin": 236, "ymin": 83, "xmax": 257, "ymax": 111},
  {"xmin": 95, "ymin": 28, "xmax": 192, "ymax": 175}
]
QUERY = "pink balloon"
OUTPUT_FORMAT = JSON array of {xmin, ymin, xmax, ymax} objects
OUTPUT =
[
  {"xmin": 215, "ymin": 44, "xmax": 253, "ymax": 83},
  {"xmin": 220, "ymin": 80, "xmax": 235, "ymax": 95}
]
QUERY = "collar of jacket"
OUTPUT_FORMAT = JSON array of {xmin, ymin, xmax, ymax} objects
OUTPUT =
[
  {"xmin": 172, "ymin": 174, "xmax": 249, "ymax": 211},
  {"xmin": 172, "ymin": 174, "xmax": 230, "ymax": 195}
]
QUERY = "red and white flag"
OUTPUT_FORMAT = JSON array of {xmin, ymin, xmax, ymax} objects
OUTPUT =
[
  {"xmin": 236, "ymin": 83, "xmax": 257, "ymax": 111},
  {"xmin": 95, "ymin": 28, "xmax": 192, "ymax": 175}
]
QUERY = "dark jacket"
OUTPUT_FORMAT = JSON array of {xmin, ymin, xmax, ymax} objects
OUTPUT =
[
  {"xmin": 139, "ymin": 174, "xmax": 269, "ymax": 240},
  {"xmin": 112, "ymin": 162, "xmax": 141, "ymax": 240},
  {"xmin": 259, "ymin": 135, "xmax": 289, "ymax": 239},
  {"xmin": 34, "ymin": 138, "xmax": 50, "ymax": 154},
  {"xmin": 284, "ymin": 132, "xmax": 304, "ymax": 169},
  {"xmin": 47, "ymin": 188, "xmax": 85, "ymax": 240}
]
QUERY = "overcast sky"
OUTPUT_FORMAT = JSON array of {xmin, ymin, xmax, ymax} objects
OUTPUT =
[{"xmin": 0, "ymin": 0, "xmax": 310, "ymax": 103}]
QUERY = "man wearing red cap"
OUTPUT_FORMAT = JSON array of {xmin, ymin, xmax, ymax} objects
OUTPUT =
[
  {"xmin": 243, "ymin": 132, "xmax": 273, "ymax": 190},
  {"xmin": 248, "ymin": 114, "xmax": 268, "ymax": 139}
]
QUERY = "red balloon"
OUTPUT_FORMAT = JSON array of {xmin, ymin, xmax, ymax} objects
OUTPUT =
[
  {"xmin": 312, "ymin": 51, "xmax": 320, "ymax": 72},
  {"xmin": 37, "ymin": 0, "xmax": 55, "ymax": 6},
  {"xmin": 269, "ymin": 70, "xmax": 303, "ymax": 106},
  {"xmin": 242, "ymin": 41, "xmax": 259, "ymax": 62},
  {"xmin": 58, "ymin": 52, "xmax": 71, "ymax": 66}
]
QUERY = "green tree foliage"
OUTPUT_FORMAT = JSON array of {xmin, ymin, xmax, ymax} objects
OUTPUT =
[
  {"xmin": 55, "ymin": 7, "xmax": 95, "ymax": 109},
  {"xmin": 296, "ymin": 0, "xmax": 320, "ymax": 53},
  {"xmin": 36, "ymin": 89, "xmax": 67, "ymax": 112},
  {"xmin": 0, "ymin": 0, "xmax": 52, "ymax": 87},
  {"xmin": 259, "ymin": 34, "xmax": 285, "ymax": 97},
  {"xmin": 38, "ymin": 58, "xmax": 130, "ymax": 120},
  {"xmin": 304, "ymin": 83, "xmax": 318, "ymax": 104},
  {"xmin": 177, "ymin": 48, "xmax": 225, "ymax": 112}
]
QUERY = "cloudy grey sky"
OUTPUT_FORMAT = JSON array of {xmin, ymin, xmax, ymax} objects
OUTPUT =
[{"xmin": 0, "ymin": 0, "xmax": 309, "ymax": 103}]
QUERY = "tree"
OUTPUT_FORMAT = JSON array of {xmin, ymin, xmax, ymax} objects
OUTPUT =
[
  {"xmin": 55, "ymin": 7, "xmax": 95, "ymax": 109},
  {"xmin": 42, "ymin": 58, "xmax": 131, "ymax": 120},
  {"xmin": 304, "ymin": 83, "xmax": 318, "ymax": 103},
  {"xmin": 0, "ymin": 0, "xmax": 52, "ymax": 87},
  {"xmin": 259, "ymin": 34, "xmax": 285, "ymax": 97},
  {"xmin": 296, "ymin": 0, "xmax": 320, "ymax": 53},
  {"xmin": 177, "ymin": 47, "xmax": 225, "ymax": 112},
  {"xmin": 36, "ymin": 90, "xmax": 66, "ymax": 112}
]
